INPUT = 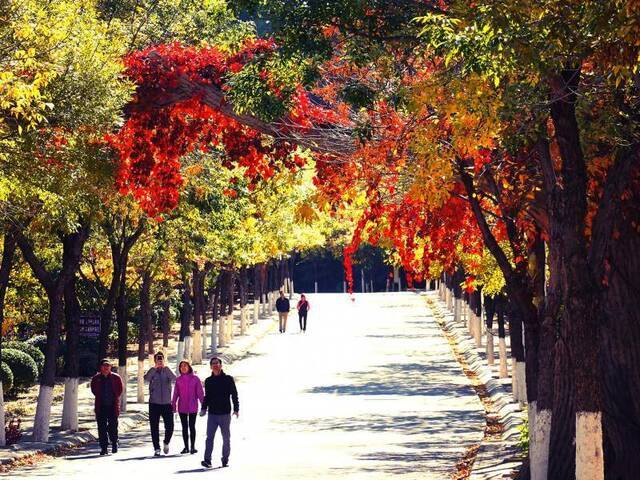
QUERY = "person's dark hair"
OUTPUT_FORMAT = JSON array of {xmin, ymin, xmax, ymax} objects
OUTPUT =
[
  {"xmin": 178, "ymin": 360, "xmax": 193, "ymax": 374},
  {"xmin": 154, "ymin": 352, "xmax": 165, "ymax": 361},
  {"xmin": 300, "ymin": 293, "xmax": 306, "ymax": 298},
  {"xmin": 209, "ymin": 357, "xmax": 222, "ymax": 366}
]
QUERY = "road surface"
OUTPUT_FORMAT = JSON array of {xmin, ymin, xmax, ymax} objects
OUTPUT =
[{"xmin": 5, "ymin": 292, "xmax": 484, "ymax": 479}]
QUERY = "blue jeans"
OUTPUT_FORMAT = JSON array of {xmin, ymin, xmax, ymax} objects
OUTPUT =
[{"xmin": 204, "ymin": 414, "xmax": 231, "ymax": 463}]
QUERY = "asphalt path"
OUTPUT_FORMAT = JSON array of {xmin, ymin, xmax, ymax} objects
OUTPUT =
[{"xmin": 6, "ymin": 292, "xmax": 484, "ymax": 479}]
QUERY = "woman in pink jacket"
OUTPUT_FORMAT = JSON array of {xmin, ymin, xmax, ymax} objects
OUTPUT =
[{"xmin": 172, "ymin": 360, "xmax": 204, "ymax": 454}]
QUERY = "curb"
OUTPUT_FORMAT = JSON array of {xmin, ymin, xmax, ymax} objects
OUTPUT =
[
  {"xmin": 427, "ymin": 294, "xmax": 525, "ymax": 480},
  {"xmin": 0, "ymin": 310, "xmax": 279, "ymax": 470}
]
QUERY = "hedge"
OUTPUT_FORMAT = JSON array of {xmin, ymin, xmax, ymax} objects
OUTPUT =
[
  {"xmin": 2, "ymin": 348, "xmax": 39, "ymax": 391},
  {"xmin": 0, "ymin": 361, "xmax": 13, "ymax": 392},
  {"xmin": 4, "ymin": 341, "xmax": 45, "ymax": 375}
]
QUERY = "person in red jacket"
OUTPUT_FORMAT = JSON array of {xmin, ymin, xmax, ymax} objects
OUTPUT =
[{"xmin": 90, "ymin": 359, "xmax": 124, "ymax": 455}]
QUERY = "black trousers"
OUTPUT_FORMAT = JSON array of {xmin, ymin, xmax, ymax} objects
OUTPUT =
[
  {"xmin": 179, "ymin": 413, "xmax": 197, "ymax": 449},
  {"xmin": 96, "ymin": 406, "xmax": 118, "ymax": 449},
  {"xmin": 149, "ymin": 403, "xmax": 174, "ymax": 450},
  {"xmin": 299, "ymin": 312, "xmax": 308, "ymax": 331}
]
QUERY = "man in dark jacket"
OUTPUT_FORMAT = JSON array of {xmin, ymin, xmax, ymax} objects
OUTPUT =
[
  {"xmin": 90, "ymin": 359, "xmax": 124, "ymax": 455},
  {"xmin": 200, "ymin": 357, "xmax": 239, "ymax": 469},
  {"xmin": 275, "ymin": 290, "xmax": 290, "ymax": 333}
]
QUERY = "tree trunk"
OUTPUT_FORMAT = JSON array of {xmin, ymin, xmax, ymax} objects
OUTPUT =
[
  {"xmin": 17, "ymin": 224, "xmax": 89, "ymax": 442},
  {"xmin": 549, "ymin": 68, "xmax": 604, "ymax": 480},
  {"xmin": 192, "ymin": 266, "xmax": 203, "ymax": 365},
  {"xmin": 61, "ymin": 275, "xmax": 81, "ymax": 431},
  {"xmin": 0, "ymin": 231, "xmax": 16, "ymax": 446},
  {"xmin": 599, "ymin": 205, "xmax": 640, "ymax": 478},
  {"xmin": 137, "ymin": 269, "xmax": 151, "ymax": 403},
  {"xmin": 162, "ymin": 299, "xmax": 170, "ymax": 350},
  {"xmin": 178, "ymin": 274, "xmax": 191, "ymax": 364},
  {"xmin": 116, "ymin": 266, "xmax": 128, "ymax": 413}
]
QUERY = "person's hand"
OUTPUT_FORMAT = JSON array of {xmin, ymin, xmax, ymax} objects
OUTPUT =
[
  {"xmin": 199, "ymin": 409, "xmax": 207, "ymax": 417},
  {"xmin": 233, "ymin": 411, "xmax": 239, "ymax": 418}
]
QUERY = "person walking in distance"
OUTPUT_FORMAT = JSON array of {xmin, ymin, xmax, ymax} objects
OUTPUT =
[
  {"xmin": 172, "ymin": 360, "xmax": 204, "ymax": 454},
  {"xmin": 144, "ymin": 352, "xmax": 176, "ymax": 456},
  {"xmin": 200, "ymin": 357, "xmax": 239, "ymax": 469},
  {"xmin": 297, "ymin": 294, "xmax": 311, "ymax": 332},
  {"xmin": 90, "ymin": 359, "xmax": 124, "ymax": 455},
  {"xmin": 276, "ymin": 290, "xmax": 290, "ymax": 333}
]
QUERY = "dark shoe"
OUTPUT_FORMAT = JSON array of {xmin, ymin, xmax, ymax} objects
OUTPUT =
[
  {"xmin": 112, "ymin": 445, "xmax": 118, "ymax": 454},
  {"xmin": 222, "ymin": 458, "xmax": 228, "ymax": 467},
  {"xmin": 190, "ymin": 448, "xmax": 198, "ymax": 454},
  {"xmin": 100, "ymin": 448, "xmax": 108, "ymax": 456},
  {"xmin": 181, "ymin": 447, "xmax": 189, "ymax": 454},
  {"xmin": 201, "ymin": 460, "xmax": 212, "ymax": 469}
]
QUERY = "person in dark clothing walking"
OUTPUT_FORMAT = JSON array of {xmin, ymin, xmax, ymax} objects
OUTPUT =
[
  {"xmin": 144, "ymin": 352, "xmax": 176, "ymax": 456},
  {"xmin": 200, "ymin": 357, "xmax": 239, "ymax": 469},
  {"xmin": 296, "ymin": 294, "xmax": 311, "ymax": 332},
  {"xmin": 90, "ymin": 359, "xmax": 124, "ymax": 455},
  {"xmin": 275, "ymin": 290, "xmax": 290, "ymax": 333}
]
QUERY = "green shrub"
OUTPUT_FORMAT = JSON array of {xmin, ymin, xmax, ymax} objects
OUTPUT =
[
  {"xmin": 2, "ymin": 348, "xmax": 38, "ymax": 391},
  {"xmin": 26, "ymin": 335, "xmax": 48, "ymax": 354},
  {"xmin": 4, "ymin": 341, "xmax": 45, "ymax": 375},
  {"xmin": 0, "ymin": 361, "xmax": 13, "ymax": 392}
]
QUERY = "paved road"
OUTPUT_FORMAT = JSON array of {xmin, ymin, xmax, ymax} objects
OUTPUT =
[{"xmin": 6, "ymin": 293, "xmax": 484, "ymax": 479}]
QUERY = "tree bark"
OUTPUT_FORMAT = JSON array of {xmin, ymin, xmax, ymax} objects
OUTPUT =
[
  {"xmin": 16, "ymin": 223, "xmax": 90, "ymax": 442},
  {"xmin": 0, "ymin": 231, "xmax": 16, "ymax": 447}
]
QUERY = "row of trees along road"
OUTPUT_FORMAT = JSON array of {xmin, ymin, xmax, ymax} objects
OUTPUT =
[
  {"xmin": 224, "ymin": 2, "xmax": 639, "ymax": 479},
  {"xmin": 0, "ymin": 0, "xmax": 348, "ymax": 448}
]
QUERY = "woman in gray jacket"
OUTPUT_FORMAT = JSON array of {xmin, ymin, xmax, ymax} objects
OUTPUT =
[{"xmin": 144, "ymin": 352, "xmax": 176, "ymax": 456}]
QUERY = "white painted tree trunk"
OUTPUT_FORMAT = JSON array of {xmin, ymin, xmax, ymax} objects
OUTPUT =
[
  {"xmin": 183, "ymin": 335, "xmax": 192, "ymax": 361},
  {"xmin": 253, "ymin": 299, "xmax": 259, "ymax": 324},
  {"xmin": 516, "ymin": 361, "xmax": 527, "ymax": 406},
  {"xmin": 218, "ymin": 316, "xmax": 226, "ymax": 347},
  {"xmin": 499, "ymin": 338, "xmax": 508, "ymax": 378},
  {"xmin": 162, "ymin": 346, "xmax": 168, "ymax": 358},
  {"xmin": 192, "ymin": 329, "xmax": 202, "ymax": 365},
  {"xmin": 33, "ymin": 385, "xmax": 54, "ymax": 442},
  {"xmin": 210, "ymin": 320, "xmax": 218, "ymax": 355},
  {"xmin": 227, "ymin": 313, "xmax": 234, "ymax": 341},
  {"xmin": 290, "ymin": 280, "xmax": 294, "ymax": 296},
  {"xmin": 176, "ymin": 341, "xmax": 185, "ymax": 374},
  {"xmin": 447, "ymin": 289, "xmax": 453, "ymax": 310},
  {"xmin": 511, "ymin": 357, "xmax": 518, "ymax": 400},
  {"xmin": 148, "ymin": 353, "xmax": 154, "ymax": 369},
  {"xmin": 240, "ymin": 306, "xmax": 247, "ymax": 335},
  {"xmin": 61, "ymin": 377, "xmax": 79, "ymax": 431},
  {"xmin": 343, "ymin": 281, "xmax": 347, "ymax": 293},
  {"xmin": 473, "ymin": 314, "xmax": 482, "ymax": 347},
  {"xmin": 453, "ymin": 297, "xmax": 459, "ymax": 322},
  {"xmin": 575, "ymin": 411, "xmax": 604, "ymax": 480},
  {"xmin": 137, "ymin": 360, "xmax": 145, "ymax": 403},
  {"xmin": 0, "ymin": 381, "xmax": 5, "ymax": 446},
  {"xmin": 314, "ymin": 281, "xmax": 318, "ymax": 293},
  {"xmin": 201, "ymin": 324, "xmax": 208, "ymax": 359},
  {"xmin": 530, "ymin": 403, "xmax": 552, "ymax": 480},
  {"xmin": 486, "ymin": 330, "xmax": 495, "ymax": 365},
  {"xmin": 261, "ymin": 294, "xmax": 267, "ymax": 315},
  {"xmin": 120, "ymin": 364, "xmax": 128, "ymax": 413}
]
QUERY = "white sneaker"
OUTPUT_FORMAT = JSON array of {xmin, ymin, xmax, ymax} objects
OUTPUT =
[
  {"xmin": 154, "ymin": 449, "xmax": 161, "ymax": 457},
  {"xmin": 163, "ymin": 442, "xmax": 169, "ymax": 454}
]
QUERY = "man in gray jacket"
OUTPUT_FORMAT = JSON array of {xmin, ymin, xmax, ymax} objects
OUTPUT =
[{"xmin": 144, "ymin": 352, "xmax": 176, "ymax": 456}]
